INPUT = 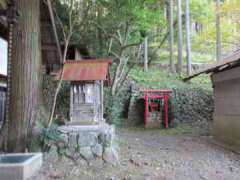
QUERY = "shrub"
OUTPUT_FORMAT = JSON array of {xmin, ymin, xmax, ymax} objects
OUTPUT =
[
  {"xmin": 104, "ymin": 86, "xmax": 131, "ymax": 126},
  {"xmin": 172, "ymin": 87, "xmax": 213, "ymax": 122},
  {"xmin": 42, "ymin": 75, "xmax": 70, "ymax": 123}
]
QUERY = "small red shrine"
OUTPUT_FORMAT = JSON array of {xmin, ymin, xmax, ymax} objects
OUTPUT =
[{"xmin": 143, "ymin": 89, "xmax": 172, "ymax": 128}]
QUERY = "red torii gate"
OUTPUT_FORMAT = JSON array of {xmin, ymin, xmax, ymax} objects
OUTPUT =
[{"xmin": 143, "ymin": 89, "xmax": 172, "ymax": 128}]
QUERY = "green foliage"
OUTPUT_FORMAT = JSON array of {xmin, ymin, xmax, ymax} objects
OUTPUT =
[
  {"xmin": 39, "ymin": 123, "xmax": 64, "ymax": 152},
  {"xmin": 129, "ymin": 66, "xmax": 211, "ymax": 90},
  {"xmin": 55, "ymin": 0, "xmax": 240, "ymax": 68},
  {"xmin": 189, "ymin": 0, "xmax": 215, "ymax": 23},
  {"xmin": 191, "ymin": 0, "xmax": 240, "ymax": 55},
  {"xmin": 56, "ymin": 81, "xmax": 70, "ymax": 120},
  {"xmin": 172, "ymin": 87, "xmax": 213, "ymax": 122},
  {"xmin": 42, "ymin": 75, "xmax": 70, "ymax": 123},
  {"xmin": 97, "ymin": 0, "xmax": 164, "ymax": 33},
  {"xmin": 104, "ymin": 86, "xmax": 131, "ymax": 126}
]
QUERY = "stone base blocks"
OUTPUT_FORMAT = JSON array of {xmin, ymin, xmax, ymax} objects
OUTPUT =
[
  {"xmin": 145, "ymin": 112, "xmax": 163, "ymax": 129},
  {"xmin": 58, "ymin": 123, "xmax": 118, "ymax": 165}
]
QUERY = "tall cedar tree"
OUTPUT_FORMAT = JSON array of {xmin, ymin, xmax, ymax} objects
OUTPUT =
[
  {"xmin": 186, "ymin": 0, "xmax": 192, "ymax": 75},
  {"xmin": 216, "ymin": 0, "xmax": 222, "ymax": 61},
  {"xmin": 167, "ymin": 0, "xmax": 175, "ymax": 73},
  {"xmin": 8, "ymin": 0, "xmax": 41, "ymax": 152},
  {"xmin": 177, "ymin": 0, "xmax": 183, "ymax": 74}
]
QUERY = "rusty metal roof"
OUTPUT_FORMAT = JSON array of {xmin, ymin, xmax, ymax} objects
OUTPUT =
[
  {"xmin": 185, "ymin": 49, "xmax": 240, "ymax": 81},
  {"xmin": 55, "ymin": 59, "xmax": 112, "ymax": 81}
]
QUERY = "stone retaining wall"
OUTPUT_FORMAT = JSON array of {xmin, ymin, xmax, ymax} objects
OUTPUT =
[{"xmin": 127, "ymin": 92, "xmax": 145, "ymax": 126}]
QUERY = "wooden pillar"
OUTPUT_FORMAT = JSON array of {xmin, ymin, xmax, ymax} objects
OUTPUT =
[
  {"xmin": 70, "ymin": 83, "xmax": 73, "ymax": 122},
  {"xmin": 100, "ymin": 80, "xmax": 104, "ymax": 122}
]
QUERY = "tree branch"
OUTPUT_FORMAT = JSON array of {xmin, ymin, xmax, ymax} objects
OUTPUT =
[
  {"xmin": 92, "ymin": 22, "xmax": 122, "ymax": 46},
  {"xmin": 121, "ymin": 41, "xmax": 142, "ymax": 51}
]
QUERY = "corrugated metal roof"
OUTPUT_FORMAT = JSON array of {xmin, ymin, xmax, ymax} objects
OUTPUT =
[
  {"xmin": 185, "ymin": 49, "xmax": 240, "ymax": 81},
  {"xmin": 55, "ymin": 59, "xmax": 112, "ymax": 81}
]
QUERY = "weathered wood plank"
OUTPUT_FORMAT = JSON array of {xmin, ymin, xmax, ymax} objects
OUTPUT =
[
  {"xmin": 213, "ymin": 79, "xmax": 240, "ymax": 98},
  {"xmin": 214, "ymin": 115, "xmax": 240, "ymax": 152},
  {"xmin": 215, "ymin": 97, "xmax": 240, "ymax": 116}
]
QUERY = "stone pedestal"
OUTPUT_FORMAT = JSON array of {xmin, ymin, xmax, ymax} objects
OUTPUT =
[
  {"xmin": 145, "ymin": 112, "xmax": 163, "ymax": 128},
  {"xmin": 58, "ymin": 123, "xmax": 118, "ymax": 165}
]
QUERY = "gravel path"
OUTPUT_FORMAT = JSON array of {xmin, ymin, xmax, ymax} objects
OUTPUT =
[{"xmin": 31, "ymin": 126, "xmax": 240, "ymax": 180}]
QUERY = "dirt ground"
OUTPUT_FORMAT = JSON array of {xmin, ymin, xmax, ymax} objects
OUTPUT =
[{"xmin": 31, "ymin": 123, "xmax": 240, "ymax": 180}]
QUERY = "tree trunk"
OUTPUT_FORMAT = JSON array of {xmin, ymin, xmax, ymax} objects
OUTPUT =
[
  {"xmin": 177, "ymin": 0, "xmax": 183, "ymax": 74},
  {"xmin": 216, "ymin": 0, "xmax": 221, "ymax": 61},
  {"xmin": 167, "ymin": 0, "xmax": 175, "ymax": 73},
  {"xmin": 185, "ymin": 0, "xmax": 191, "ymax": 76},
  {"xmin": 97, "ymin": 7, "xmax": 103, "ymax": 52},
  {"xmin": 144, "ymin": 37, "xmax": 148, "ymax": 73},
  {"xmin": 8, "ymin": 0, "xmax": 41, "ymax": 152}
]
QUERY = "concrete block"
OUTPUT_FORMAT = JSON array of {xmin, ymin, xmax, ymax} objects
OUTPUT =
[{"xmin": 0, "ymin": 153, "xmax": 42, "ymax": 180}]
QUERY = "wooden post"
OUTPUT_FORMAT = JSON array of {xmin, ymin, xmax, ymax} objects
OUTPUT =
[
  {"xmin": 100, "ymin": 80, "xmax": 104, "ymax": 122},
  {"xmin": 70, "ymin": 84, "xmax": 73, "ymax": 122}
]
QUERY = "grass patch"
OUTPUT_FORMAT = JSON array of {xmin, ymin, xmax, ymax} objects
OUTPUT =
[
  {"xmin": 158, "ymin": 123, "xmax": 193, "ymax": 135},
  {"xmin": 124, "ymin": 123, "xmax": 193, "ymax": 136},
  {"xmin": 129, "ymin": 66, "xmax": 212, "ymax": 90},
  {"xmin": 150, "ymin": 49, "xmax": 215, "ymax": 65},
  {"xmin": 121, "ymin": 121, "xmax": 212, "ymax": 136}
]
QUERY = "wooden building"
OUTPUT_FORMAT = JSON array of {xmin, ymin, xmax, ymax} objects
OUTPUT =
[
  {"xmin": 186, "ymin": 49, "xmax": 240, "ymax": 152},
  {"xmin": 0, "ymin": 0, "xmax": 62, "ymax": 74},
  {"xmin": 40, "ymin": 1, "xmax": 62, "ymax": 74},
  {"xmin": 55, "ymin": 60, "xmax": 112, "ymax": 125}
]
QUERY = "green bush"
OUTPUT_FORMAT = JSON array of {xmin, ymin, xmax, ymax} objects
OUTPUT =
[
  {"xmin": 104, "ymin": 87, "xmax": 131, "ymax": 126},
  {"xmin": 172, "ymin": 87, "xmax": 213, "ymax": 122},
  {"xmin": 56, "ymin": 81, "xmax": 70, "ymax": 120},
  {"xmin": 42, "ymin": 75, "xmax": 70, "ymax": 122}
]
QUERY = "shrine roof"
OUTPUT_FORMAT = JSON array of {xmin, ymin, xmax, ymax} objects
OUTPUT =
[{"xmin": 55, "ymin": 59, "xmax": 112, "ymax": 81}]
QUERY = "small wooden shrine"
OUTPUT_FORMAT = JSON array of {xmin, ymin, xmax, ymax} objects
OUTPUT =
[{"xmin": 56, "ymin": 59, "xmax": 112, "ymax": 125}]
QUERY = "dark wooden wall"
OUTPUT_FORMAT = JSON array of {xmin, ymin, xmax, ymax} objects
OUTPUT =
[
  {"xmin": 211, "ymin": 65, "xmax": 240, "ymax": 152},
  {"xmin": 0, "ymin": 86, "xmax": 6, "ymax": 128},
  {"xmin": 40, "ymin": 1, "xmax": 60, "ymax": 73}
]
